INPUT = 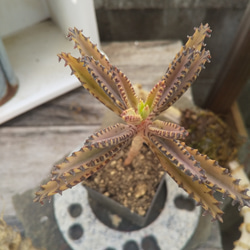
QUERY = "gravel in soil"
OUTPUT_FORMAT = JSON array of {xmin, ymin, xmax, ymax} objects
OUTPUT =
[{"xmin": 82, "ymin": 144, "xmax": 165, "ymax": 216}]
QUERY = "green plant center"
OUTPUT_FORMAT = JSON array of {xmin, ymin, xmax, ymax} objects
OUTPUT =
[{"xmin": 137, "ymin": 100, "xmax": 150, "ymax": 120}]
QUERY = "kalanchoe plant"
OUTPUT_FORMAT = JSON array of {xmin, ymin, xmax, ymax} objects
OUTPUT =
[{"xmin": 34, "ymin": 24, "xmax": 250, "ymax": 222}]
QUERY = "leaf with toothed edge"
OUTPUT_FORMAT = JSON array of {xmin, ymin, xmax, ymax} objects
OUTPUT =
[
  {"xmin": 58, "ymin": 53, "xmax": 124, "ymax": 115},
  {"xmin": 51, "ymin": 125, "xmax": 135, "ymax": 180},
  {"xmin": 170, "ymin": 23, "xmax": 211, "ymax": 70},
  {"xmin": 67, "ymin": 27, "xmax": 139, "ymax": 111},
  {"xmin": 67, "ymin": 27, "xmax": 111, "ymax": 70},
  {"xmin": 148, "ymin": 120, "xmax": 189, "ymax": 140},
  {"xmin": 121, "ymin": 108, "xmax": 143, "ymax": 125},
  {"xmin": 145, "ymin": 80, "xmax": 165, "ymax": 114},
  {"xmin": 148, "ymin": 135, "xmax": 207, "ymax": 184},
  {"xmin": 148, "ymin": 23, "xmax": 212, "ymax": 118},
  {"xmin": 34, "ymin": 162, "xmax": 107, "ymax": 204},
  {"xmin": 68, "ymin": 28, "xmax": 137, "ymax": 108},
  {"xmin": 58, "ymin": 56, "xmax": 138, "ymax": 115},
  {"xmin": 154, "ymin": 48, "xmax": 211, "ymax": 116},
  {"xmin": 34, "ymin": 124, "xmax": 136, "ymax": 203},
  {"xmin": 184, "ymin": 145, "xmax": 250, "ymax": 208},
  {"xmin": 85, "ymin": 123, "xmax": 136, "ymax": 148},
  {"xmin": 111, "ymin": 66, "xmax": 139, "ymax": 110},
  {"xmin": 83, "ymin": 56, "xmax": 127, "ymax": 110},
  {"xmin": 147, "ymin": 140, "xmax": 224, "ymax": 222}
]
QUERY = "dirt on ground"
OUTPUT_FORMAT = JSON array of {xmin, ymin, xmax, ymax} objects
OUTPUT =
[{"xmin": 181, "ymin": 109, "xmax": 243, "ymax": 167}]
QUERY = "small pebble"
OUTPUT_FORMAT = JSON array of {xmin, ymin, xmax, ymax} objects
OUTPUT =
[
  {"xmin": 134, "ymin": 182, "xmax": 147, "ymax": 198},
  {"xmin": 137, "ymin": 206, "xmax": 146, "ymax": 216},
  {"xmin": 110, "ymin": 161, "xmax": 117, "ymax": 167},
  {"xmin": 110, "ymin": 170, "xmax": 116, "ymax": 175}
]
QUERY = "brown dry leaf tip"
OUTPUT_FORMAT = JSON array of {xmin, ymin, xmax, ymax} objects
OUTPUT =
[{"xmin": 34, "ymin": 23, "xmax": 250, "ymax": 222}]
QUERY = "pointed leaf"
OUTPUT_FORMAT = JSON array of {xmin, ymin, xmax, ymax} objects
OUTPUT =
[
  {"xmin": 170, "ymin": 23, "xmax": 211, "ymax": 70},
  {"xmin": 121, "ymin": 108, "xmax": 142, "ymax": 125},
  {"xmin": 148, "ymin": 135, "xmax": 206, "ymax": 183},
  {"xmin": 85, "ymin": 123, "xmax": 137, "ymax": 148},
  {"xmin": 34, "ymin": 165, "xmax": 104, "ymax": 204},
  {"xmin": 68, "ymin": 27, "xmax": 138, "ymax": 110},
  {"xmin": 68, "ymin": 27, "xmax": 111, "ymax": 69},
  {"xmin": 58, "ymin": 53, "xmax": 123, "ymax": 115},
  {"xmin": 83, "ymin": 57, "xmax": 138, "ymax": 111},
  {"xmin": 145, "ymin": 80, "xmax": 165, "ymax": 114},
  {"xmin": 83, "ymin": 56, "xmax": 127, "ymax": 110},
  {"xmin": 34, "ymin": 124, "xmax": 136, "ymax": 204},
  {"xmin": 51, "ymin": 124, "xmax": 135, "ymax": 180},
  {"xmin": 149, "ymin": 23, "xmax": 211, "ymax": 117},
  {"xmin": 155, "ymin": 48, "xmax": 210, "ymax": 115},
  {"xmin": 112, "ymin": 66, "xmax": 139, "ymax": 109},
  {"xmin": 185, "ymin": 23, "xmax": 212, "ymax": 52},
  {"xmin": 148, "ymin": 140, "xmax": 224, "ymax": 222},
  {"xmin": 185, "ymin": 145, "xmax": 250, "ymax": 208},
  {"xmin": 148, "ymin": 120, "xmax": 189, "ymax": 140}
]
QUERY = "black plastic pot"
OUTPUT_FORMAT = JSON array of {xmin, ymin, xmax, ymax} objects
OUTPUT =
[{"xmin": 85, "ymin": 174, "xmax": 167, "ymax": 228}]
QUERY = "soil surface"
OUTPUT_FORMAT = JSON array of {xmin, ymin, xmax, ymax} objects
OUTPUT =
[
  {"xmin": 181, "ymin": 109, "xmax": 242, "ymax": 167},
  {"xmin": 82, "ymin": 144, "xmax": 165, "ymax": 216}
]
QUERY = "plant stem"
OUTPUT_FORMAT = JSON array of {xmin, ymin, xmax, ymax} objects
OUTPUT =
[{"xmin": 124, "ymin": 135, "xmax": 144, "ymax": 165}]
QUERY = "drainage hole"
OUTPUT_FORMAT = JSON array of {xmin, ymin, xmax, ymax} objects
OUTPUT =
[
  {"xmin": 141, "ymin": 235, "xmax": 160, "ymax": 250},
  {"xmin": 174, "ymin": 195, "xmax": 195, "ymax": 211},
  {"xmin": 68, "ymin": 224, "xmax": 84, "ymax": 240},
  {"xmin": 68, "ymin": 203, "xmax": 82, "ymax": 218},
  {"xmin": 123, "ymin": 240, "xmax": 140, "ymax": 250}
]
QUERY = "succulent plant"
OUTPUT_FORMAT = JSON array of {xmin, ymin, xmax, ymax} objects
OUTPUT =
[{"xmin": 34, "ymin": 24, "xmax": 250, "ymax": 222}]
